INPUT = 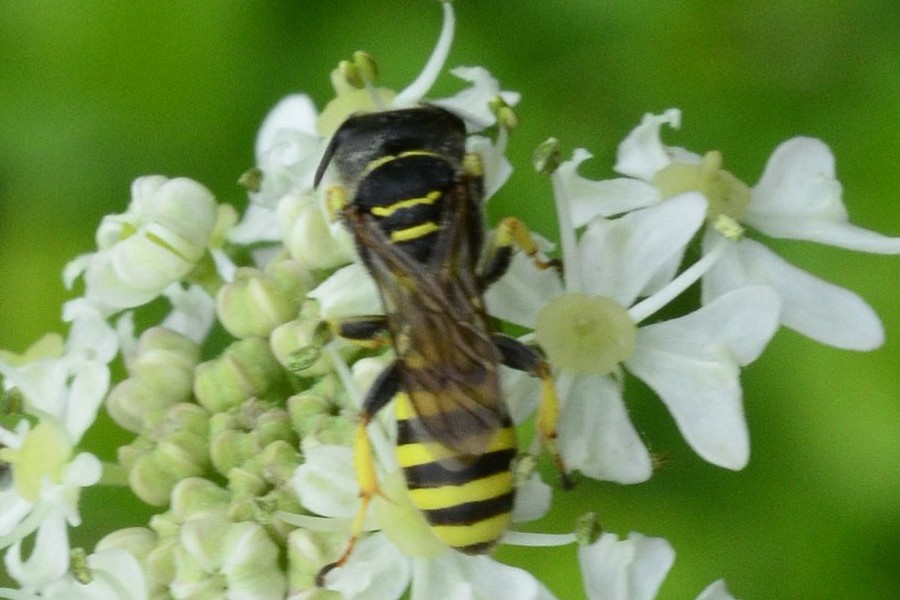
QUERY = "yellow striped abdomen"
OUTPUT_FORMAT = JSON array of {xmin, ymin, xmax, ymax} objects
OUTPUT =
[{"xmin": 394, "ymin": 393, "xmax": 516, "ymax": 553}]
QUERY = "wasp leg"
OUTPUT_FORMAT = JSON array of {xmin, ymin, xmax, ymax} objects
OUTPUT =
[
  {"xmin": 331, "ymin": 316, "xmax": 391, "ymax": 349},
  {"xmin": 492, "ymin": 334, "xmax": 574, "ymax": 489},
  {"xmin": 324, "ymin": 184, "xmax": 349, "ymax": 221},
  {"xmin": 477, "ymin": 217, "xmax": 561, "ymax": 291},
  {"xmin": 316, "ymin": 362, "xmax": 401, "ymax": 587}
]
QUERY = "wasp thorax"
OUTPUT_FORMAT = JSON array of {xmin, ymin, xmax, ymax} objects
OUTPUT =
[
  {"xmin": 535, "ymin": 293, "xmax": 637, "ymax": 376},
  {"xmin": 652, "ymin": 150, "xmax": 751, "ymax": 223}
]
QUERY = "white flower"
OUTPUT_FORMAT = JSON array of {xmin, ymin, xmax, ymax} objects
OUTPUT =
[
  {"xmin": 15, "ymin": 547, "xmax": 148, "ymax": 600},
  {"xmin": 432, "ymin": 66, "xmax": 522, "ymax": 132},
  {"xmin": 605, "ymin": 109, "xmax": 900, "ymax": 350},
  {"xmin": 0, "ymin": 313, "xmax": 111, "ymax": 586},
  {"xmin": 489, "ymin": 185, "xmax": 780, "ymax": 475},
  {"xmin": 578, "ymin": 532, "xmax": 739, "ymax": 600},
  {"xmin": 65, "ymin": 175, "xmax": 219, "ymax": 311},
  {"xmin": 0, "ymin": 420, "xmax": 102, "ymax": 588},
  {"xmin": 170, "ymin": 517, "xmax": 287, "ymax": 600}
]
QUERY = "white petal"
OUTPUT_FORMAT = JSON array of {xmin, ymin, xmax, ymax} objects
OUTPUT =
[
  {"xmin": 499, "ymin": 366, "xmax": 541, "ymax": 426},
  {"xmin": 291, "ymin": 444, "xmax": 359, "ymax": 519},
  {"xmin": 393, "ymin": 0, "xmax": 455, "ymax": 108},
  {"xmin": 308, "ymin": 263, "xmax": 383, "ymax": 321},
  {"xmin": 4, "ymin": 511, "xmax": 70, "ymax": 589},
  {"xmin": 227, "ymin": 203, "xmax": 282, "ymax": 245},
  {"xmin": 63, "ymin": 452, "xmax": 103, "ymax": 490},
  {"xmin": 412, "ymin": 553, "xmax": 556, "ymax": 600},
  {"xmin": 162, "ymin": 283, "xmax": 217, "ymax": 344},
  {"xmin": 560, "ymin": 149, "xmax": 662, "ymax": 228},
  {"xmin": 484, "ymin": 252, "xmax": 564, "ymax": 329},
  {"xmin": 64, "ymin": 361, "xmax": 110, "ymax": 441},
  {"xmin": 626, "ymin": 286, "xmax": 781, "ymax": 469},
  {"xmin": 0, "ymin": 493, "xmax": 32, "ymax": 537},
  {"xmin": 63, "ymin": 253, "xmax": 91, "ymax": 290},
  {"xmin": 578, "ymin": 532, "xmax": 675, "ymax": 600},
  {"xmin": 748, "ymin": 137, "xmax": 900, "ymax": 253},
  {"xmin": 255, "ymin": 94, "xmax": 318, "ymax": 159},
  {"xmin": 613, "ymin": 109, "xmax": 681, "ymax": 181},
  {"xmin": 703, "ymin": 236, "xmax": 885, "ymax": 350},
  {"xmin": 467, "ymin": 132, "xmax": 513, "ymax": 201},
  {"xmin": 62, "ymin": 299, "xmax": 118, "ymax": 362},
  {"xmin": 696, "ymin": 579, "xmax": 740, "ymax": 600},
  {"xmin": 327, "ymin": 533, "xmax": 410, "ymax": 600},
  {"xmin": 558, "ymin": 375, "xmax": 652, "ymax": 484},
  {"xmin": 430, "ymin": 66, "xmax": 520, "ymax": 132},
  {"xmin": 578, "ymin": 193, "xmax": 707, "ymax": 306},
  {"xmin": 511, "ymin": 473, "xmax": 552, "ymax": 523}
]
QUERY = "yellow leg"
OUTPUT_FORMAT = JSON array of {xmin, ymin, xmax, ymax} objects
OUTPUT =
[
  {"xmin": 494, "ymin": 216, "xmax": 558, "ymax": 271},
  {"xmin": 534, "ymin": 362, "xmax": 574, "ymax": 489},
  {"xmin": 316, "ymin": 417, "xmax": 380, "ymax": 586},
  {"xmin": 325, "ymin": 185, "xmax": 349, "ymax": 221}
]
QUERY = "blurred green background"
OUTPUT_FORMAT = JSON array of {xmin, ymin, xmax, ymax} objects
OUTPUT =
[{"xmin": 1, "ymin": 1, "xmax": 898, "ymax": 598}]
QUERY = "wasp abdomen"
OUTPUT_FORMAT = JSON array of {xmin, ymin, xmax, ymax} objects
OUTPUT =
[{"xmin": 394, "ymin": 393, "xmax": 516, "ymax": 553}]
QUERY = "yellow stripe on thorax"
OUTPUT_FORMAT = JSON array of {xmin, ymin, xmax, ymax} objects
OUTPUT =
[
  {"xmin": 407, "ymin": 471, "xmax": 512, "ymax": 510},
  {"xmin": 371, "ymin": 190, "xmax": 442, "ymax": 217},
  {"xmin": 389, "ymin": 221, "xmax": 440, "ymax": 243}
]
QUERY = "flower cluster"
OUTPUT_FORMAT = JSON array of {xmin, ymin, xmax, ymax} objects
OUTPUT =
[{"xmin": 2, "ymin": 2, "xmax": 897, "ymax": 599}]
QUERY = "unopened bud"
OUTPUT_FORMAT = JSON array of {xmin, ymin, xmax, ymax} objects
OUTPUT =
[
  {"xmin": 533, "ymin": 137, "xmax": 562, "ymax": 175},
  {"xmin": 194, "ymin": 338, "xmax": 285, "ymax": 413}
]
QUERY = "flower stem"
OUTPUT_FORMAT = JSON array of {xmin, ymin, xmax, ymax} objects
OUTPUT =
[
  {"xmin": 324, "ymin": 345, "xmax": 397, "ymax": 471},
  {"xmin": 502, "ymin": 530, "xmax": 577, "ymax": 547},
  {"xmin": 627, "ymin": 233, "xmax": 729, "ymax": 324},
  {"xmin": 551, "ymin": 170, "xmax": 582, "ymax": 294}
]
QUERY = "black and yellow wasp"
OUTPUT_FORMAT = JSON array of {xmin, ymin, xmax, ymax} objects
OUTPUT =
[{"xmin": 313, "ymin": 105, "xmax": 570, "ymax": 583}]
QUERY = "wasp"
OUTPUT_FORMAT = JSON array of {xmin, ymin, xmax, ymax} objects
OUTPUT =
[{"xmin": 313, "ymin": 105, "xmax": 570, "ymax": 584}]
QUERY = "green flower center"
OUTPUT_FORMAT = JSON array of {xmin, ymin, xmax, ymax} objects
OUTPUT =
[
  {"xmin": 653, "ymin": 150, "xmax": 751, "ymax": 223},
  {"xmin": 0, "ymin": 422, "xmax": 70, "ymax": 501},
  {"xmin": 535, "ymin": 293, "xmax": 637, "ymax": 376}
]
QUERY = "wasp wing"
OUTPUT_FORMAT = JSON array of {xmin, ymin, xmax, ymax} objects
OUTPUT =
[{"xmin": 344, "ymin": 181, "xmax": 509, "ymax": 459}]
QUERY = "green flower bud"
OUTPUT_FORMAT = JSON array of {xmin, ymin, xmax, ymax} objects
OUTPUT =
[
  {"xmin": 169, "ymin": 477, "xmax": 231, "ymax": 522},
  {"xmin": 488, "ymin": 95, "xmax": 519, "ymax": 130},
  {"xmin": 287, "ymin": 389, "xmax": 354, "ymax": 446},
  {"xmin": 270, "ymin": 318, "xmax": 335, "ymax": 377},
  {"xmin": 209, "ymin": 428, "xmax": 258, "ymax": 475},
  {"xmin": 146, "ymin": 536, "xmax": 179, "ymax": 588},
  {"xmin": 238, "ymin": 167, "xmax": 263, "ymax": 193},
  {"xmin": 194, "ymin": 337, "xmax": 285, "ymax": 413},
  {"xmin": 227, "ymin": 466, "xmax": 268, "ymax": 498},
  {"xmin": 287, "ymin": 528, "xmax": 346, "ymax": 597},
  {"xmin": 107, "ymin": 327, "xmax": 201, "ymax": 432},
  {"xmin": 209, "ymin": 399, "xmax": 296, "ymax": 475},
  {"xmin": 533, "ymin": 137, "xmax": 562, "ymax": 175},
  {"xmin": 353, "ymin": 51, "xmax": 378, "ymax": 84},
  {"xmin": 96, "ymin": 527, "xmax": 158, "ymax": 560},
  {"xmin": 119, "ymin": 403, "xmax": 211, "ymax": 506},
  {"xmin": 216, "ymin": 259, "xmax": 313, "ymax": 339},
  {"xmin": 173, "ymin": 517, "xmax": 287, "ymax": 600},
  {"xmin": 277, "ymin": 192, "xmax": 355, "ymax": 270},
  {"xmin": 575, "ymin": 511, "xmax": 602, "ymax": 546}
]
